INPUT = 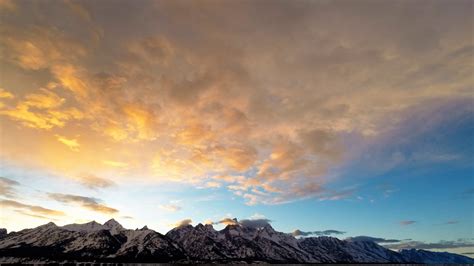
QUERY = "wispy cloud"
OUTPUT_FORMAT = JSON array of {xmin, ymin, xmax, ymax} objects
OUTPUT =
[
  {"xmin": 293, "ymin": 229, "xmax": 346, "ymax": 237},
  {"xmin": 173, "ymin": 218, "xmax": 192, "ymax": 228},
  {"xmin": 444, "ymin": 220, "xmax": 459, "ymax": 225},
  {"xmin": 159, "ymin": 204, "xmax": 182, "ymax": 212},
  {"xmin": 77, "ymin": 174, "xmax": 116, "ymax": 190},
  {"xmin": 460, "ymin": 188, "xmax": 474, "ymax": 199},
  {"xmin": 55, "ymin": 135, "xmax": 80, "ymax": 152},
  {"xmin": 0, "ymin": 177, "xmax": 20, "ymax": 198},
  {"xmin": 14, "ymin": 209, "xmax": 59, "ymax": 221},
  {"xmin": 346, "ymin": 236, "xmax": 405, "ymax": 243},
  {"xmin": 209, "ymin": 217, "xmax": 272, "ymax": 228},
  {"xmin": 47, "ymin": 193, "xmax": 118, "ymax": 214},
  {"xmin": 214, "ymin": 217, "xmax": 239, "ymax": 226},
  {"xmin": 400, "ymin": 220, "xmax": 416, "ymax": 226},
  {"xmin": 0, "ymin": 199, "xmax": 65, "ymax": 216},
  {"xmin": 385, "ymin": 239, "xmax": 474, "ymax": 250}
]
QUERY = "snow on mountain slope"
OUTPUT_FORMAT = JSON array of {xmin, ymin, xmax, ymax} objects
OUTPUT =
[
  {"xmin": 62, "ymin": 219, "xmax": 124, "ymax": 234},
  {"xmin": 166, "ymin": 224, "xmax": 227, "ymax": 261},
  {"xmin": 113, "ymin": 227, "xmax": 185, "ymax": 262},
  {"xmin": 0, "ymin": 219, "xmax": 472, "ymax": 264},
  {"xmin": 0, "ymin": 220, "xmax": 184, "ymax": 263},
  {"xmin": 62, "ymin": 221, "xmax": 105, "ymax": 232}
]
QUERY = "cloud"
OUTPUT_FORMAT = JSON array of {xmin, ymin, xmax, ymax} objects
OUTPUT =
[
  {"xmin": 346, "ymin": 236, "xmax": 403, "ymax": 243},
  {"xmin": 0, "ymin": 0, "xmax": 16, "ymax": 11},
  {"xmin": 460, "ymin": 188, "xmax": 474, "ymax": 198},
  {"xmin": 76, "ymin": 174, "xmax": 116, "ymax": 190},
  {"xmin": 0, "ymin": 176, "xmax": 20, "ymax": 198},
  {"xmin": 318, "ymin": 189, "xmax": 357, "ymax": 201},
  {"xmin": 239, "ymin": 218, "xmax": 272, "ymax": 228},
  {"xmin": 210, "ymin": 217, "xmax": 271, "ymax": 228},
  {"xmin": 47, "ymin": 193, "xmax": 118, "ymax": 214},
  {"xmin": 204, "ymin": 181, "xmax": 221, "ymax": 188},
  {"xmin": 0, "ymin": 199, "xmax": 65, "ymax": 216},
  {"xmin": 0, "ymin": 88, "xmax": 14, "ymax": 99},
  {"xmin": 14, "ymin": 209, "xmax": 59, "ymax": 221},
  {"xmin": 214, "ymin": 218, "xmax": 239, "ymax": 226},
  {"xmin": 103, "ymin": 160, "xmax": 129, "ymax": 168},
  {"xmin": 385, "ymin": 239, "xmax": 474, "ymax": 250},
  {"xmin": 0, "ymin": 0, "xmax": 472, "ymax": 205},
  {"xmin": 444, "ymin": 220, "xmax": 459, "ymax": 225},
  {"xmin": 0, "ymin": 88, "xmax": 83, "ymax": 130},
  {"xmin": 159, "ymin": 204, "xmax": 182, "ymax": 212},
  {"xmin": 55, "ymin": 135, "xmax": 80, "ymax": 152},
  {"xmin": 400, "ymin": 220, "xmax": 417, "ymax": 226},
  {"xmin": 173, "ymin": 218, "xmax": 192, "ymax": 228},
  {"xmin": 292, "ymin": 229, "xmax": 346, "ymax": 237}
]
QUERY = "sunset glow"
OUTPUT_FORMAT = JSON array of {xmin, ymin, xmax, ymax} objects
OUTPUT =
[{"xmin": 0, "ymin": 0, "xmax": 473, "ymax": 257}]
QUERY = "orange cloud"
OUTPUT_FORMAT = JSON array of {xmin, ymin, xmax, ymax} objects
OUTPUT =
[
  {"xmin": 0, "ymin": 88, "xmax": 14, "ymax": 99},
  {"xmin": 47, "ymin": 193, "xmax": 119, "ymax": 214},
  {"xmin": 0, "ymin": 89, "xmax": 83, "ymax": 130},
  {"xmin": 0, "ymin": 0, "xmax": 472, "ymax": 207},
  {"xmin": 0, "ymin": 199, "xmax": 65, "ymax": 216},
  {"xmin": 173, "ymin": 218, "xmax": 192, "ymax": 228}
]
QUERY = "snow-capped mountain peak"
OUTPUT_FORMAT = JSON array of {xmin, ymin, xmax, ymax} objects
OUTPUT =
[
  {"xmin": 104, "ymin": 218, "xmax": 122, "ymax": 229},
  {"xmin": 103, "ymin": 218, "xmax": 124, "ymax": 234},
  {"xmin": 62, "ymin": 220, "xmax": 104, "ymax": 232}
]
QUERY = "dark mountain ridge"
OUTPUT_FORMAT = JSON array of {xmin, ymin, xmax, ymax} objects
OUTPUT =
[{"xmin": 0, "ymin": 219, "xmax": 472, "ymax": 264}]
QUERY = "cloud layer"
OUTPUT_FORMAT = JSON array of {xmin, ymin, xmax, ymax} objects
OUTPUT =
[{"xmin": 0, "ymin": 0, "xmax": 472, "ymax": 206}]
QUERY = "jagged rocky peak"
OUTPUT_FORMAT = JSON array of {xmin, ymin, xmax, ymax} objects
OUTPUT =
[
  {"xmin": 103, "ymin": 218, "xmax": 123, "ymax": 229},
  {"xmin": 0, "ymin": 228, "xmax": 7, "ymax": 238},
  {"xmin": 204, "ymin": 223, "xmax": 215, "ymax": 230},
  {"xmin": 195, "ymin": 223, "xmax": 204, "ymax": 228},
  {"xmin": 39, "ymin": 222, "xmax": 57, "ymax": 229},
  {"xmin": 175, "ymin": 224, "xmax": 194, "ymax": 231},
  {"xmin": 260, "ymin": 223, "xmax": 275, "ymax": 231},
  {"xmin": 141, "ymin": 225, "xmax": 149, "ymax": 230}
]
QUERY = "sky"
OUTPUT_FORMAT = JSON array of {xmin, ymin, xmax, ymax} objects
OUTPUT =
[{"xmin": 0, "ymin": 0, "xmax": 473, "ymax": 257}]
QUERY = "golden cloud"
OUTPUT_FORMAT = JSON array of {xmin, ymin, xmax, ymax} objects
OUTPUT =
[
  {"xmin": 0, "ymin": 0, "xmax": 472, "ymax": 206},
  {"xmin": 0, "ymin": 88, "xmax": 83, "ymax": 129},
  {"xmin": 173, "ymin": 218, "xmax": 192, "ymax": 228},
  {"xmin": 0, "ymin": 88, "xmax": 14, "ymax": 99},
  {"xmin": 47, "ymin": 193, "xmax": 119, "ymax": 214},
  {"xmin": 0, "ymin": 199, "xmax": 65, "ymax": 216},
  {"xmin": 56, "ymin": 135, "xmax": 80, "ymax": 152}
]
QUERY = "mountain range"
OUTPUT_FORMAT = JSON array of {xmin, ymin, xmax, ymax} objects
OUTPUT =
[{"xmin": 0, "ymin": 219, "xmax": 472, "ymax": 264}]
